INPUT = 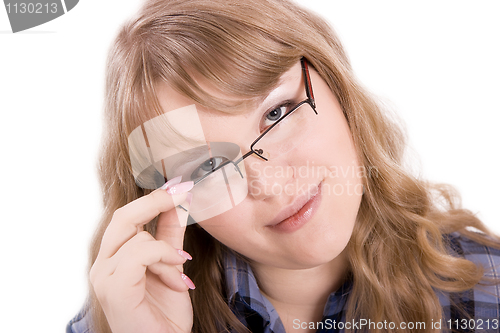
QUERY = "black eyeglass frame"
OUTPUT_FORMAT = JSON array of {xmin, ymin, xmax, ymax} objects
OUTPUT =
[{"xmin": 192, "ymin": 57, "xmax": 317, "ymax": 186}]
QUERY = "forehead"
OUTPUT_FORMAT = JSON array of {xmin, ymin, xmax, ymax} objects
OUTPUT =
[
  {"xmin": 155, "ymin": 61, "xmax": 303, "ymax": 116},
  {"xmin": 152, "ymin": 61, "xmax": 303, "ymax": 141}
]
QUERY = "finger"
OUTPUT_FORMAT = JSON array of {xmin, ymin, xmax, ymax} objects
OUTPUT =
[
  {"xmin": 92, "ymin": 232, "xmax": 193, "ymax": 298},
  {"xmin": 91, "ymin": 232, "xmax": 160, "ymax": 286},
  {"xmin": 156, "ymin": 193, "xmax": 192, "ymax": 250},
  {"xmin": 111, "ymin": 233, "xmax": 188, "ymax": 286},
  {"xmin": 147, "ymin": 262, "xmax": 195, "ymax": 292},
  {"xmin": 118, "ymin": 231, "xmax": 187, "ymax": 264},
  {"xmin": 99, "ymin": 181, "xmax": 193, "ymax": 259}
]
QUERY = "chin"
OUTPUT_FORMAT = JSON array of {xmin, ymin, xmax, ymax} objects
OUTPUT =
[{"xmin": 276, "ymin": 233, "xmax": 352, "ymax": 270}]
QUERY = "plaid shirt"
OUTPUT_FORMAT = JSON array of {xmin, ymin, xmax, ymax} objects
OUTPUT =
[{"xmin": 224, "ymin": 232, "xmax": 500, "ymax": 333}]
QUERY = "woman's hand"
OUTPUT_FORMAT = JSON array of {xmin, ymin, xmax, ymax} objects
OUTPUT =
[{"xmin": 90, "ymin": 177, "xmax": 195, "ymax": 333}]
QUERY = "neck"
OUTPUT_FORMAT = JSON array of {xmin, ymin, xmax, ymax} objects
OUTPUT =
[{"xmin": 250, "ymin": 251, "xmax": 349, "ymax": 329}]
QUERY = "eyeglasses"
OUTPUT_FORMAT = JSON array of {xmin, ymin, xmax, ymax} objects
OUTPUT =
[
  {"xmin": 192, "ymin": 58, "xmax": 317, "ymax": 184},
  {"xmin": 129, "ymin": 58, "xmax": 318, "ymax": 223}
]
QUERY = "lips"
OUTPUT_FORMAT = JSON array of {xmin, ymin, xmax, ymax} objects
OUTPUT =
[{"xmin": 266, "ymin": 182, "xmax": 322, "ymax": 232}]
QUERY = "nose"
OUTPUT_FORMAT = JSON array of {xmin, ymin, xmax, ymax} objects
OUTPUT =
[{"xmin": 244, "ymin": 155, "xmax": 296, "ymax": 201}]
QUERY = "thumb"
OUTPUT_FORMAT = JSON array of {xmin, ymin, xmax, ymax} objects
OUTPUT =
[{"xmin": 155, "ymin": 192, "xmax": 192, "ymax": 250}]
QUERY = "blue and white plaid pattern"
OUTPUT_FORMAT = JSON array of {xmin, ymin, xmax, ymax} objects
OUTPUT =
[{"xmin": 224, "ymin": 232, "xmax": 500, "ymax": 333}]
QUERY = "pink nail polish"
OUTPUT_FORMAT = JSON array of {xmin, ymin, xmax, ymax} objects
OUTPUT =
[
  {"xmin": 181, "ymin": 273, "xmax": 196, "ymax": 290},
  {"xmin": 166, "ymin": 181, "xmax": 194, "ymax": 195},
  {"xmin": 159, "ymin": 175, "xmax": 183, "ymax": 190},
  {"xmin": 177, "ymin": 249, "xmax": 193, "ymax": 260}
]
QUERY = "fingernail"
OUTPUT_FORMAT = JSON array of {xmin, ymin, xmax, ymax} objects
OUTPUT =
[
  {"xmin": 166, "ymin": 181, "xmax": 194, "ymax": 195},
  {"xmin": 181, "ymin": 273, "xmax": 196, "ymax": 290},
  {"xmin": 159, "ymin": 176, "xmax": 183, "ymax": 190},
  {"xmin": 177, "ymin": 249, "xmax": 193, "ymax": 260}
]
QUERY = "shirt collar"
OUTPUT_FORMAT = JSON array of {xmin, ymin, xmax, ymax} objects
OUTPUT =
[
  {"xmin": 223, "ymin": 250, "xmax": 353, "ymax": 331},
  {"xmin": 224, "ymin": 250, "xmax": 282, "ymax": 329}
]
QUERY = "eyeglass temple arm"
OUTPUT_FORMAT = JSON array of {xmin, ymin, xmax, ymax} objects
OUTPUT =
[
  {"xmin": 301, "ymin": 58, "xmax": 317, "ymax": 112},
  {"xmin": 178, "ymin": 158, "xmax": 246, "ymax": 212},
  {"xmin": 193, "ymin": 158, "xmax": 245, "ymax": 187},
  {"xmin": 178, "ymin": 157, "xmax": 248, "ymax": 212}
]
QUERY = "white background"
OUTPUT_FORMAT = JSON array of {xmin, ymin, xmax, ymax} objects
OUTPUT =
[{"xmin": 0, "ymin": 1, "xmax": 498, "ymax": 332}]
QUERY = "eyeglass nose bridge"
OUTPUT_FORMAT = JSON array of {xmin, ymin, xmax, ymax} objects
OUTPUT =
[
  {"xmin": 254, "ymin": 149, "xmax": 271, "ymax": 161},
  {"xmin": 237, "ymin": 148, "xmax": 269, "ymax": 164}
]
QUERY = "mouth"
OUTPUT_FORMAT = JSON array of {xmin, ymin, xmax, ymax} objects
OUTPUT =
[{"xmin": 266, "ymin": 182, "xmax": 323, "ymax": 233}]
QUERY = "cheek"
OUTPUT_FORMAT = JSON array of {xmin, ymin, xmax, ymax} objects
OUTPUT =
[
  {"xmin": 322, "ymin": 115, "xmax": 362, "ymax": 217},
  {"xmin": 196, "ymin": 202, "xmax": 255, "ymax": 248},
  {"xmin": 302, "ymin": 100, "xmax": 362, "ymax": 245},
  {"xmin": 300, "ymin": 98, "xmax": 362, "ymax": 188}
]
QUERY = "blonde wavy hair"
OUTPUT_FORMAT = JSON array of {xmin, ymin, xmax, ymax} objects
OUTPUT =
[{"xmin": 89, "ymin": 0, "xmax": 499, "ymax": 332}]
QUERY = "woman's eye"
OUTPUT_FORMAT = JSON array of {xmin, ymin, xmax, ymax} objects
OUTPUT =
[
  {"xmin": 190, "ymin": 156, "xmax": 229, "ymax": 181},
  {"xmin": 262, "ymin": 104, "xmax": 292, "ymax": 130}
]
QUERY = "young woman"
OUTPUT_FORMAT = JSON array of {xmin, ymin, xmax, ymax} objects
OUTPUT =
[{"xmin": 67, "ymin": 0, "xmax": 500, "ymax": 332}]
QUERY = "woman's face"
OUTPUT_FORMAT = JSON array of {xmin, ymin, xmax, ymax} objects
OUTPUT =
[{"xmin": 155, "ymin": 61, "xmax": 363, "ymax": 270}]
